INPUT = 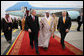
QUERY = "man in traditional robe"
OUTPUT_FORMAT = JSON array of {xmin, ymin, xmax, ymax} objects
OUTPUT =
[
  {"xmin": 21, "ymin": 17, "xmax": 25, "ymax": 30},
  {"xmin": 38, "ymin": 12, "xmax": 53, "ymax": 50},
  {"xmin": 51, "ymin": 13, "xmax": 58, "ymax": 38},
  {"xmin": 3, "ymin": 14, "xmax": 12, "ymax": 44}
]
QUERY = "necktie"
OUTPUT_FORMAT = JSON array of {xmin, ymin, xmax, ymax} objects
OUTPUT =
[
  {"xmin": 63, "ymin": 17, "xmax": 65, "ymax": 24},
  {"xmin": 33, "ymin": 16, "xmax": 35, "ymax": 21}
]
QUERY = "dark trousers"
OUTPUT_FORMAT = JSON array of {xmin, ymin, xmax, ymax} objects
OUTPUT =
[
  {"xmin": 20, "ymin": 25, "xmax": 22, "ymax": 30},
  {"xmin": 77, "ymin": 22, "xmax": 82, "ymax": 31},
  {"xmin": 4, "ymin": 30, "xmax": 12, "ymax": 42},
  {"xmin": 29, "ymin": 31, "xmax": 38, "ymax": 51},
  {"xmin": 60, "ymin": 32, "xmax": 67, "ymax": 46},
  {"xmin": 15, "ymin": 23, "xmax": 18, "ymax": 29}
]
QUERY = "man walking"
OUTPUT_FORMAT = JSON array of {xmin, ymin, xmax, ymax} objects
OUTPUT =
[
  {"xmin": 77, "ymin": 12, "xmax": 83, "ymax": 31},
  {"xmin": 57, "ymin": 11, "xmax": 71, "ymax": 49},
  {"xmin": 25, "ymin": 9, "xmax": 40, "ymax": 54}
]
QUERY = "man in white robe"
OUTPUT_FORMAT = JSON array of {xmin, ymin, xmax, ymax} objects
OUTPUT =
[{"xmin": 38, "ymin": 12, "xmax": 54, "ymax": 50}]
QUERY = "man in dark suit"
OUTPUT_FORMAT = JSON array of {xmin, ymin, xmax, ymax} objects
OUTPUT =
[
  {"xmin": 18, "ymin": 18, "xmax": 22, "ymax": 30},
  {"xmin": 13, "ymin": 17, "xmax": 18, "ymax": 29},
  {"xmin": 24, "ymin": 7, "xmax": 29, "ymax": 18},
  {"xmin": 25, "ymin": 9, "xmax": 40, "ymax": 54},
  {"xmin": 77, "ymin": 13, "xmax": 83, "ymax": 31},
  {"xmin": 57, "ymin": 11, "xmax": 71, "ymax": 49}
]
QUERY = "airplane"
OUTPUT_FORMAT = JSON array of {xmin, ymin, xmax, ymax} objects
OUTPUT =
[{"xmin": 5, "ymin": 2, "xmax": 83, "ymax": 21}]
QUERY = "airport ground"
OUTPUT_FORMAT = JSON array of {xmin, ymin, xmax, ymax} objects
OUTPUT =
[{"xmin": 1, "ymin": 21, "xmax": 83, "ymax": 55}]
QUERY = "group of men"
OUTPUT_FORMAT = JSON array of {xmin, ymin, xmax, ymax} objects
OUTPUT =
[
  {"xmin": 25, "ymin": 9, "xmax": 72, "ymax": 54},
  {"xmin": 25, "ymin": 9, "xmax": 83, "ymax": 54},
  {"xmin": 1, "ymin": 8, "xmax": 83, "ymax": 54},
  {"xmin": 12, "ymin": 17, "xmax": 18, "ymax": 29}
]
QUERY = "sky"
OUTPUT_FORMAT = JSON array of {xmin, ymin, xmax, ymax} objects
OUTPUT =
[{"xmin": 1, "ymin": 1, "xmax": 83, "ymax": 18}]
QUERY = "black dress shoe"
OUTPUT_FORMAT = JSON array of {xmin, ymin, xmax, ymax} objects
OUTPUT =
[
  {"xmin": 8, "ymin": 40, "xmax": 11, "ymax": 44},
  {"xmin": 31, "ymin": 46, "xmax": 33, "ymax": 49},
  {"xmin": 62, "ymin": 45, "xmax": 65, "ymax": 50},
  {"xmin": 36, "ymin": 50, "xmax": 40, "ymax": 54},
  {"xmin": 78, "ymin": 30, "xmax": 81, "ymax": 32},
  {"xmin": 77, "ymin": 30, "xmax": 80, "ymax": 31},
  {"xmin": 43, "ymin": 47, "xmax": 48, "ymax": 50}
]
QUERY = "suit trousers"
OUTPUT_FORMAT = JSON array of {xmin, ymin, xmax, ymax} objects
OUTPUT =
[
  {"xmin": 60, "ymin": 32, "xmax": 67, "ymax": 46},
  {"xmin": 29, "ymin": 31, "xmax": 38, "ymax": 51},
  {"xmin": 77, "ymin": 22, "xmax": 82, "ymax": 31}
]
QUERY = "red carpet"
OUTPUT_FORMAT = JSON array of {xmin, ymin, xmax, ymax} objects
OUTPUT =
[{"xmin": 7, "ymin": 31, "xmax": 83, "ymax": 55}]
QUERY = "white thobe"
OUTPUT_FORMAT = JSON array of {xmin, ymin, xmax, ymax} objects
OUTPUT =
[{"xmin": 38, "ymin": 16, "xmax": 53, "ymax": 48}]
